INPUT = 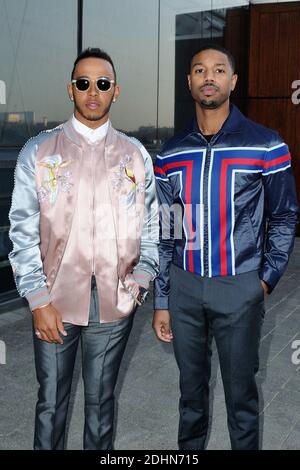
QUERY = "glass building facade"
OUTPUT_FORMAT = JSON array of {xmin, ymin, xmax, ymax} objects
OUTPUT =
[{"xmin": 0, "ymin": 0, "xmax": 298, "ymax": 305}]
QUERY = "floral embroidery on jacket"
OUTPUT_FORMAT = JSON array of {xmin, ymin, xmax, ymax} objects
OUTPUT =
[
  {"xmin": 37, "ymin": 155, "xmax": 73, "ymax": 204},
  {"xmin": 112, "ymin": 154, "xmax": 145, "ymax": 209}
]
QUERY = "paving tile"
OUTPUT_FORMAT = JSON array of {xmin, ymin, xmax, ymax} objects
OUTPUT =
[
  {"xmin": 0, "ymin": 240, "xmax": 300, "ymax": 450},
  {"xmin": 260, "ymin": 332, "xmax": 296, "ymax": 352},
  {"xmin": 258, "ymin": 389, "xmax": 279, "ymax": 413},
  {"xmin": 284, "ymin": 371, "xmax": 300, "ymax": 392},
  {"xmin": 0, "ymin": 427, "xmax": 32, "ymax": 450},
  {"xmin": 0, "ymin": 397, "xmax": 35, "ymax": 437},
  {"xmin": 263, "ymin": 397, "xmax": 300, "ymax": 426},
  {"xmin": 256, "ymin": 370, "xmax": 292, "ymax": 392},
  {"xmin": 275, "ymin": 388, "xmax": 300, "ymax": 406},
  {"xmin": 280, "ymin": 420, "xmax": 300, "ymax": 450},
  {"xmin": 206, "ymin": 414, "xmax": 231, "ymax": 450},
  {"xmin": 261, "ymin": 414, "xmax": 295, "ymax": 449}
]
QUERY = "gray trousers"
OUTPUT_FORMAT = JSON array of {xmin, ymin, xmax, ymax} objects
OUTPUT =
[
  {"xmin": 169, "ymin": 264, "xmax": 265, "ymax": 450},
  {"xmin": 32, "ymin": 280, "xmax": 134, "ymax": 450}
]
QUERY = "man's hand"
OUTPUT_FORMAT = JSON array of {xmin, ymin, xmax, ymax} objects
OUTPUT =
[
  {"xmin": 152, "ymin": 309, "xmax": 173, "ymax": 343},
  {"xmin": 32, "ymin": 304, "xmax": 67, "ymax": 344},
  {"xmin": 261, "ymin": 280, "xmax": 269, "ymax": 295}
]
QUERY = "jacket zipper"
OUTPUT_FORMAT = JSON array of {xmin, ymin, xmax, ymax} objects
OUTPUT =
[
  {"xmin": 201, "ymin": 131, "xmax": 223, "ymax": 277},
  {"xmin": 202, "ymin": 142, "xmax": 211, "ymax": 277},
  {"xmin": 91, "ymin": 147, "xmax": 95, "ymax": 275}
]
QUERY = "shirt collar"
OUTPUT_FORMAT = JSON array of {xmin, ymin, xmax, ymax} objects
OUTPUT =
[
  {"xmin": 191, "ymin": 104, "xmax": 246, "ymax": 136},
  {"xmin": 71, "ymin": 115, "xmax": 109, "ymax": 143}
]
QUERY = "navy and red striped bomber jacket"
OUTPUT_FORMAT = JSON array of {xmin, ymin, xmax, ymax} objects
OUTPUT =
[{"xmin": 154, "ymin": 104, "xmax": 299, "ymax": 309}]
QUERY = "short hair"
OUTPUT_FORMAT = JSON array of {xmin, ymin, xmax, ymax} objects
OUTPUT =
[
  {"xmin": 190, "ymin": 43, "xmax": 235, "ymax": 73},
  {"xmin": 71, "ymin": 47, "xmax": 117, "ymax": 81}
]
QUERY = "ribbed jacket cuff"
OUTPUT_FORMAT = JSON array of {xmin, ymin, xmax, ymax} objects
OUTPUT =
[
  {"xmin": 132, "ymin": 269, "xmax": 153, "ymax": 289},
  {"xmin": 26, "ymin": 286, "xmax": 51, "ymax": 311},
  {"xmin": 154, "ymin": 296, "xmax": 169, "ymax": 310},
  {"xmin": 260, "ymin": 265, "xmax": 279, "ymax": 293}
]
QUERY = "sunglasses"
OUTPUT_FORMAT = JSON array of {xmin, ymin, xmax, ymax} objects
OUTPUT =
[{"xmin": 71, "ymin": 76, "xmax": 115, "ymax": 92}]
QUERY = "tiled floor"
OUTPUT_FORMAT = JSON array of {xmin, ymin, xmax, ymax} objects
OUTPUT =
[{"xmin": 0, "ymin": 240, "xmax": 299, "ymax": 450}]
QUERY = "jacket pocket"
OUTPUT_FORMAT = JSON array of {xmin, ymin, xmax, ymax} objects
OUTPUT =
[
  {"xmin": 234, "ymin": 212, "xmax": 257, "ymax": 264},
  {"xmin": 245, "ymin": 209, "xmax": 257, "ymax": 253}
]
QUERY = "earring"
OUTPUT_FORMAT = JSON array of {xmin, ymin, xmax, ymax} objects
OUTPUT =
[
  {"xmin": 113, "ymin": 98, "xmax": 116, "ymax": 103},
  {"xmin": 70, "ymin": 96, "xmax": 74, "ymax": 101}
]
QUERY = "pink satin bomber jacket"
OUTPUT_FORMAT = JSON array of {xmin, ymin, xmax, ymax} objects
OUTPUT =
[{"xmin": 8, "ymin": 118, "xmax": 159, "ymax": 324}]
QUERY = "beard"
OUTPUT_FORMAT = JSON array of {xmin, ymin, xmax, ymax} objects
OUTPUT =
[
  {"xmin": 199, "ymin": 99, "xmax": 219, "ymax": 109},
  {"xmin": 199, "ymin": 93, "xmax": 228, "ymax": 110},
  {"xmin": 74, "ymin": 100, "xmax": 112, "ymax": 123}
]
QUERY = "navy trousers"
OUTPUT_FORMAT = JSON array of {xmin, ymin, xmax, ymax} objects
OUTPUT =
[
  {"xmin": 32, "ymin": 279, "xmax": 134, "ymax": 450},
  {"xmin": 169, "ymin": 264, "xmax": 265, "ymax": 450}
]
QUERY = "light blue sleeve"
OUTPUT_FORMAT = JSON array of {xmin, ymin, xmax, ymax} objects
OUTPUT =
[
  {"xmin": 132, "ymin": 144, "xmax": 159, "ymax": 288},
  {"xmin": 8, "ymin": 135, "xmax": 51, "ymax": 309}
]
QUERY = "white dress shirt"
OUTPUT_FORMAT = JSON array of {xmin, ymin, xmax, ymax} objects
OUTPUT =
[{"xmin": 71, "ymin": 115, "xmax": 109, "ymax": 143}]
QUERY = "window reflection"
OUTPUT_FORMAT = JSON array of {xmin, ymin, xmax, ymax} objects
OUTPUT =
[
  {"xmin": 0, "ymin": 0, "xmax": 76, "ymax": 299},
  {"xmin": 161, "ymin": 0, "xmax": 249, "ymax": 133},
  {"xmin": 83, "ymin": 0, "xmax": 159, "ymax": 149},
  {"xmin": 0, "ymin": 0, "xmax": 76, "ymax": 146}
]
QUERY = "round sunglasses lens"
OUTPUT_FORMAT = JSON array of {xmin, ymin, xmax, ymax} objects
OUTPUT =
[
  {"xmin": 76, "ymin": 79, "xmax": 90, "ymax": 91},
  {"xmin": 97, "ymin": 79, "xmax": 111, "ymax": 91}
]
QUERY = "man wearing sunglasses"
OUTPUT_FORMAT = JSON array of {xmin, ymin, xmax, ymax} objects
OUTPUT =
[{"xmin": 9, "ymin": 47, "xmax": 159, "ymax": 450}]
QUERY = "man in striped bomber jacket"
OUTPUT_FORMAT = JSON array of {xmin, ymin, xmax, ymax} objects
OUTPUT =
[{"xmin": 152, "ymin": 44, "xmax": 298, "ymax": 450}]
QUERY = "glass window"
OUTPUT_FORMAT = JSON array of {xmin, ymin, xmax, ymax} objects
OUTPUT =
[
  {"xmin": 84, "ymin": 0, "xmax": 250, "ymax": 147},
  {"xmin": 0, "ymin": 0, "xmax": 77, "ymax": 146},
  {"xmin": 160, "ymin": 0, "xmax": 249, "ymax": 133},
  {"xmin": 0, "ymin": 0, "xmax": 77, "ymax": 299},
  {"xmin": 83, "ymin": 0, "xmax": 159, "ymax": 149}
]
